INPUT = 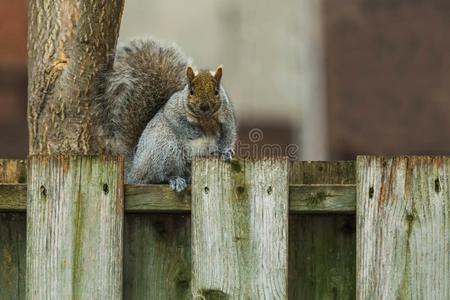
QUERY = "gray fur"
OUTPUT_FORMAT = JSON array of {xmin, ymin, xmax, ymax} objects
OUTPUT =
[
  {"xmin": 127, "ymin": 85, "xmax": 236, "ymax": 190},
  {"xmin": 95, "ymin": 38, "xmax": 191, "ymax": 155}
]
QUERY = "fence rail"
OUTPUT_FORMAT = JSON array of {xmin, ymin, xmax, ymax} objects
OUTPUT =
[{"xmin": 0, "ymin": 183, "xmax": 356, "ymax": 213}]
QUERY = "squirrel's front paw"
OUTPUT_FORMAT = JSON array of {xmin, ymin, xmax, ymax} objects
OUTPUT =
[
  {"xmin": 169, "ymin": 176, "xmax": 188, "ymax": 193},
  {"xmin": 221, "ymin": 149, "xmax": 234, "ymax": 163}
]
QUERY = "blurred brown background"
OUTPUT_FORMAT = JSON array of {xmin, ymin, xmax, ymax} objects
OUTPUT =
[
  {"xmin": 0, "ymin": 1, "xmax": 27, "ymax": 158},
  {"xmin": 1, "ymin": 0, "xmax": 450, "ymax": 159},
  {"xmin": 326, "ymin": 1, "xmax": 450, "ymax": 159}
]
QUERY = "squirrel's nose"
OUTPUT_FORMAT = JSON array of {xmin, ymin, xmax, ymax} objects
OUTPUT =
[{"xmin": 200, "ymin": 103, "xmax": 209, "ymax": 112}]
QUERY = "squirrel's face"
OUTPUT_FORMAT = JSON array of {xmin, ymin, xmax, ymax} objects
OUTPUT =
[{"xmin": 185, "ymin": 65, "xmax": 223, "ymax": 118}]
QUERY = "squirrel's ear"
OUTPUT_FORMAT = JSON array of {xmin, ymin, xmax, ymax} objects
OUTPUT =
[
  {"xmin": 214, "ymin": 65, "xmax": 223, "ymax": 83},
  {"xmin": 186, "ymin": 65, "xmax": 195, "ymax": 83}
]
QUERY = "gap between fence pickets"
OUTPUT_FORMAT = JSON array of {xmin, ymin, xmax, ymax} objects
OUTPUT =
[{"xmin": 0, "ymin": 183, "xmax": 356, "ymax": 213}]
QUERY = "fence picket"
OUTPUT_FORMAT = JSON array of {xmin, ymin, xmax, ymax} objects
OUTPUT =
[
  {"xmin": 357, "ymin": 156, "xmax": 450, "ymax": 299},
  {"xmin": 191, "ymin": 158, "xmax": 289, "ymax": 299},
  {"xmin": 26, "ymin": 156, "xmax": 124, "ymax": 299}
]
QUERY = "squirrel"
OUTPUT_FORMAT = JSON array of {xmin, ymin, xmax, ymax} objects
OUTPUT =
[{"xmin": 95, "ymin": 38, "xmax": 236, "ymax": 192}]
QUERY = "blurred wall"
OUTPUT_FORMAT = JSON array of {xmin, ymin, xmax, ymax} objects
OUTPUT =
[
  {"xmin": 1, "ymin": 0, "xmax": 450, "ymax": 159},
  {"xmin": 325, "ymin": 0, "xmax": 450, "ymax": 159},
  {"xmin": 0, "ymin": 1, "xmax": 27, "ymax": 158}
]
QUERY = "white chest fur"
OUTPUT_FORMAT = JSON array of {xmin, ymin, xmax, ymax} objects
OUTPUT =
[{"xmin": 188, "ymin": 136, "xmax": 218, "ymax": 156}]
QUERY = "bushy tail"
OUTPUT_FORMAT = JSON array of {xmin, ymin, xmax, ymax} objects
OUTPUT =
[{"xmin": 95, "ymin": 38, "xmax": 190, "ymax": 155}]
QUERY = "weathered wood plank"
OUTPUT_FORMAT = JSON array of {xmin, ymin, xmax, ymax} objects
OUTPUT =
[
  {"xmin": 289, "ymin": 161, "xmax": 356, "ymax": 300},
  {"xmin": 0, "ymin": 183, "xmax": 356, "ymax": 213},
  {"xmin": 125, "ymin": 184, "xmax": 190, "ymax": 212},
  {"xmin": 290, "ymin": 184, "xmax": 355, "ymax": 213},
  {"xmin": 357, "ymin": 156, "xmax": 450, "ymax": 299},
  {"xmin": 0, "ymin": 159, "xmax": 27, "ymax": 300},
  {"xmin": 0, "ymin": 159, "xmax": 27, "ymax": 184},
  {"xmin": 26, "ymin": 156, "xmax": 124, "ymax": 299},
  {"xmin": 0, "ymin": 213, "xmax": 26, "ymax": 300},
  {"xmin": 124, "ymin": 214, "xmax": 191, "ymax": 299},
  {"xmin": 0, "ymin": 184, "xmax": 27, "ymax": 211},
  {"xmin": 191, "ymin": 158, "xmax": 289, "ymax": 299},
  {"xmin": 290, "ymin": 161, "xmax": 355, "ymax": 184}
]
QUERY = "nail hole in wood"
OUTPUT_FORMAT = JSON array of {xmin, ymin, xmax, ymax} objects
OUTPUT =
[
  {"xmin": 267, "ymin": 186, "xmax": 273, "ymax": 195},
  {"xmin": 103, "ymin": 183, "xmax": 109, "ymax": 194},
  {"xmin": 369, "ymin": 187, "xmax": 374, "ymax": 199},
  {"xmin": 435, "ymin": 178, "xmax": 441, "ymax": 193},
  {"xmin": 236, "ymin": 186, "xmax": 245, "ymax": 195},
  {"xmin": 40, "ymin": 185, "xmax": 47, "ymax": 198},
  {"xmin": 204, "ymin": 186, "xmax": 209, "ymax": 194},
  {"xmin": 406, "ymin": 214, "xmax": 415, "ymax": 223}
]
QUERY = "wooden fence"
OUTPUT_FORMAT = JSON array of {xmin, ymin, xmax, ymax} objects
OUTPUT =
[{"xmin": 0, "ymin": 156, "xmax": 449, "ymax": 299}]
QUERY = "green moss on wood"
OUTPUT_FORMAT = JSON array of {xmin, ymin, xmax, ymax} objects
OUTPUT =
[{"xmin": 197, "ymin": 289, "xmax": 230, "ymax": 300}]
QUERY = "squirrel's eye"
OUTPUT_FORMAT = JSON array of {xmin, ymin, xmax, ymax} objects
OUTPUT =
[{"xmin": 190, "ymin": 89, "xmax": 194, "ymax": 96}]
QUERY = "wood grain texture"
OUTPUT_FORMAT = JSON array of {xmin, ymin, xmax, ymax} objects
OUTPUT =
[
  {"xmin": 26, "ymin": 156, "xmax": 124, "ymax": 299},
  {"xmin": 191, "ymin": 158, "xmax": 289, "ymax": 299},
  {"xmin": 0, "ymin": 184, "xmax": 27, "ymax": 211},
  {"xmin": 0, "ymin": 183, "xmax": 356, "ymax": 213},
  {"xmin": 0, "ymin": 159, "xmax": 27, "ymax": 300},
  {"xmin": 289, "ymin": 161, "xmax": 356, "ymax": 300},
  {"xmin": 124, "ymin": 214, "xmax": 191, "ymax": 299},
  {"xmin": 0, "ymin": 160, "xmax": 27, "ymax": 184},
  {"xmin": 125, "ymin": 184, "xmax": 190, "ymax": 212},
  {"xmin": 290, "ymin": 184, "xmax": 355, "ymax": 213},
  {"xmin": 357, "ymin": 156, "xmax": 450, "ymax": 299}
]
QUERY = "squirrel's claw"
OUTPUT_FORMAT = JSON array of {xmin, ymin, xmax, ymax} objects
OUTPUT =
[
  {"xmin": 209, "ymin": 149, "xmax": 234, "ymax": 162},
  {"xmin": 221, "ymin": 149, "xmax": 234, "ymax": 163},
  {"xmin": 169, "ymin": 176, "xmax": 188, "ymax": 193}
]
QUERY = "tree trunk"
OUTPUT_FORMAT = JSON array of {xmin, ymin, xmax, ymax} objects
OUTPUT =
[
  {"xmin": 26, "ymin": 2, "xmax": 126, "ymax": 299},
  {"xmin": 27, "ymin": 0, "xmax": 125, "ymax": 155}
]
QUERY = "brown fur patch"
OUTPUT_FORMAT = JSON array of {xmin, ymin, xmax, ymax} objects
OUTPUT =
[
  {"xmin": 187, "ymin": 70, "xmax": 221, "ymax": 117},
  {"xmin": 189, "ymin": 114, "xmax": 221, "ymax": 136},
  {"xmin": 198, "ymin": 116, "xmax": 221, "ymax": 136},
  {"xmin": 190, "ymin": 72, "xmax": 217, "ymax": 93},
  {"xmin": 186, "ymin": 69, "xmax": 223, "ymax": 136}
]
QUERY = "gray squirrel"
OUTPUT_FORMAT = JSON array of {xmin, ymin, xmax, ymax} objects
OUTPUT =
[{"xmin": 95, "ymin": 38, "xmax": 236, "ymax": 192}]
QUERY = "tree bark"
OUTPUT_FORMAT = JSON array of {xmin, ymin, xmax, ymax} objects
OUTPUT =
[{"xmin": 27, "ymin": 0, "xmax": 124, "ymax": 155}]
